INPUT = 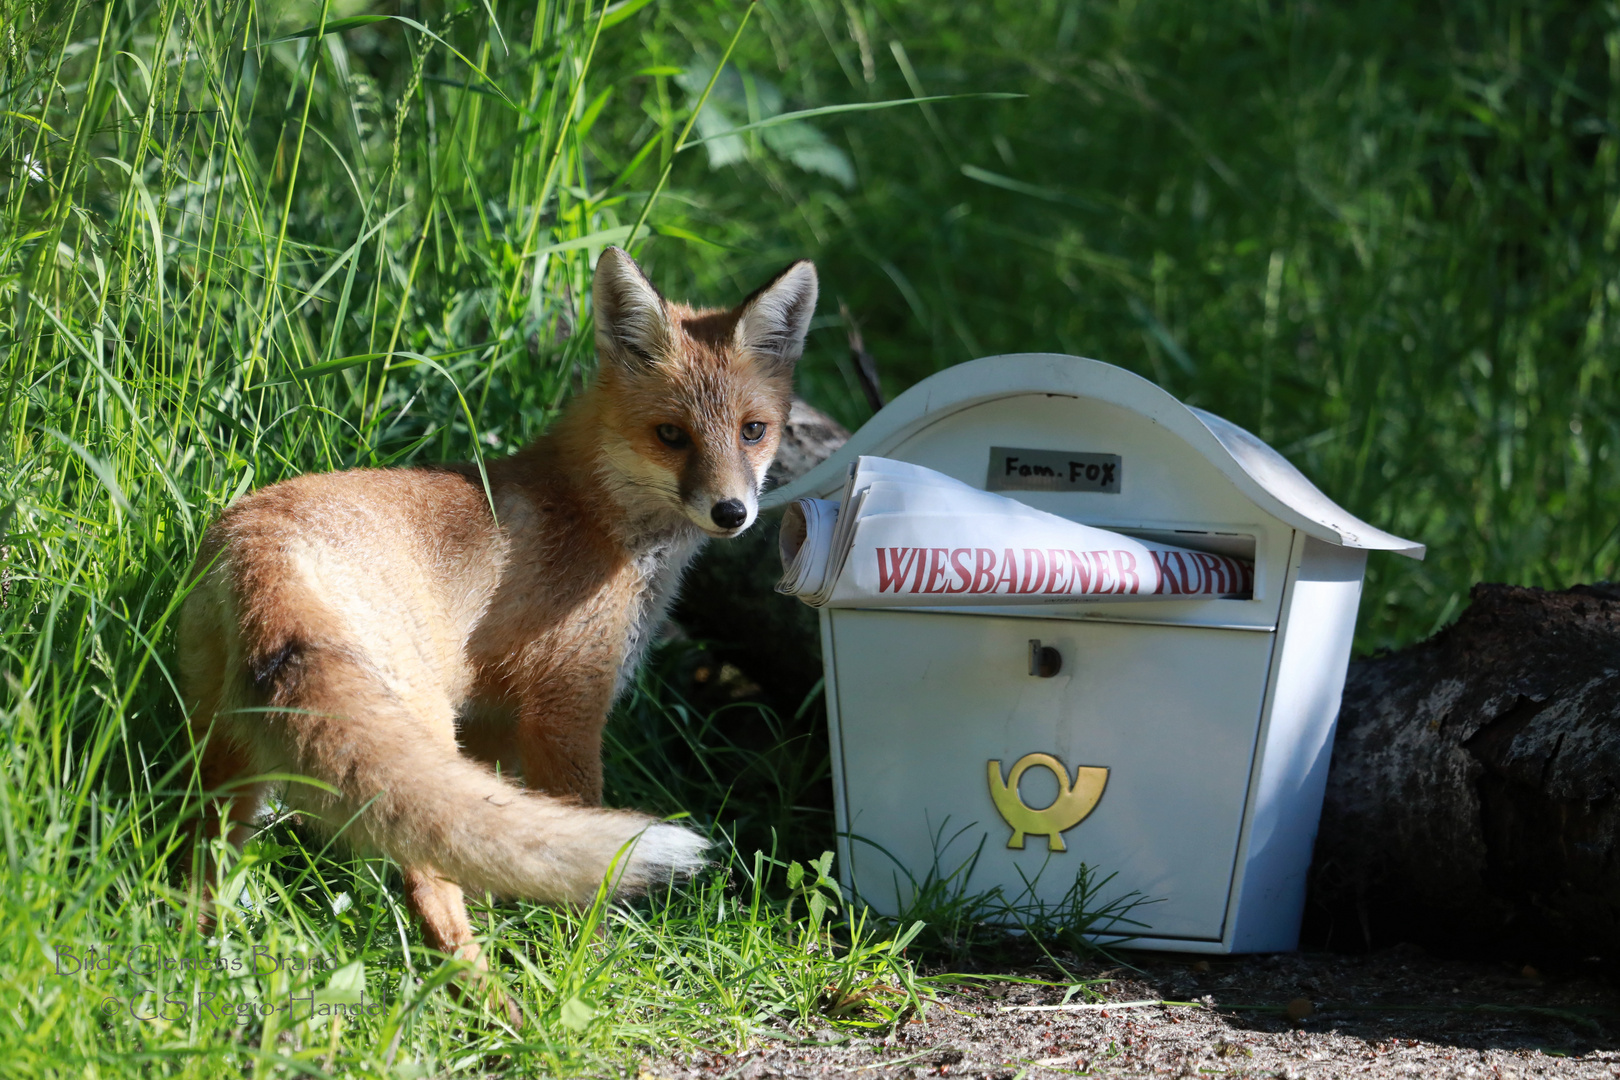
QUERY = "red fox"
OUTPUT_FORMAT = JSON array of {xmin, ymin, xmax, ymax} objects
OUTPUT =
[{"xmin": 178, "ymin": 247, "xmax": 818, "ymax": 994}]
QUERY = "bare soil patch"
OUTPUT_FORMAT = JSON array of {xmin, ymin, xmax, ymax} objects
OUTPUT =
[{"xmin": 647, "ymin": 948, "xmax": 1620, "ymax": 1078}]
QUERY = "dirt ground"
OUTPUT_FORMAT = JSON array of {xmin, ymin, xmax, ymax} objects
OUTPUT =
[{"xmin": 648, "ymin": 948, "xmax": 1620, "ymax": 1078}]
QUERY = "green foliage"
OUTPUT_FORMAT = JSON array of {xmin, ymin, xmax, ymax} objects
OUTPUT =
[
  {"xmin": 785, "ymin": 850, "xmax": 839, "ymax": 937},
  {"xmin": 607, "ymin": 0, "xmax": 1620, "ymax": 651}
]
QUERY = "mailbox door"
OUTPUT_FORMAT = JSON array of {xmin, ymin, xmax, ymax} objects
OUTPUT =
[{"xmin": 828, "ymin": 609, "xmax": 1275, "ymax": 942}]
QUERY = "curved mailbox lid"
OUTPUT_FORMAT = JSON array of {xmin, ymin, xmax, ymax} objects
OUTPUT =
[{"xmin": 765, "ymin": 353, "xmax": 1424, "ymax": 559}]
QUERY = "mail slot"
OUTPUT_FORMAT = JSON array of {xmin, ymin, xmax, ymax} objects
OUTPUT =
[{"xmin": 764, "ymin": 354, "xmax": 1423, "ymax": 953}]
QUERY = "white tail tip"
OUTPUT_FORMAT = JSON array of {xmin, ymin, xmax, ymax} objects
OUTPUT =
[{"xmin": 624, "ymin": 823, "xmax": 711, "ymax": 889}]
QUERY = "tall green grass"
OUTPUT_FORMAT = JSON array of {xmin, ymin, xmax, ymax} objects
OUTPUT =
[{"xmin": 0, "ymin": 0, "xmax": 959, "ymax": 1073}]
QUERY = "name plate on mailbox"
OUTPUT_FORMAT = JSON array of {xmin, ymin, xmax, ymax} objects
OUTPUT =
[{"xmin": 988, "ymin": 446, "xmax": 1121, "ymax": 493}]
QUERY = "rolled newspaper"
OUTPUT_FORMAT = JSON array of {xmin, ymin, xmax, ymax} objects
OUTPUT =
[{"xmin": 777, "ymin": 456, "xmax": 1253, "ymax": 608}]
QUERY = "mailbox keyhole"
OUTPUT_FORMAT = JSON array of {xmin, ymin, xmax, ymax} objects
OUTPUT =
[{"xmin": 1028, "ymin": 639, "xmax": 1062, "ymax": 678}]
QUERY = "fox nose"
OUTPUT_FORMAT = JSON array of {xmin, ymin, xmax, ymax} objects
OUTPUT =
[{"xmin": 710, "ymin": 499, "xmax": 747, "ymax": 530}]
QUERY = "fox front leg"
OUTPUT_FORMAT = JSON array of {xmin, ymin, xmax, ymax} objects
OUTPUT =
[
  {"xmin": 509, "ymin": 665, "xmax": 617, "ymax": 805},
  {"xmin": 516, "ymin": 716, "xmax": 604, "ymax": 805}
]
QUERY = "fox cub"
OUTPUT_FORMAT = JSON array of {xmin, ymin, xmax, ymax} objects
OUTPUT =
[{"xmin": 178, "ymin": 247, "xmax": 818, "ymax": 971}]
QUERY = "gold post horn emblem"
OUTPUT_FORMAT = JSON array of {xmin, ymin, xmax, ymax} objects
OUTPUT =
[{"xmin": 987, "ymin": 753, "xmax": 1109, "ymax": 852}]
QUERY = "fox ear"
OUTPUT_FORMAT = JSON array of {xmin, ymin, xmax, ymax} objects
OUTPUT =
[
  {"xmin": 733, "ymin": 260, "xmax": 818, "ymax": 375},
  {"xmin": 593, "ymin": 246, "xmax": 671, "ymax": 371}
]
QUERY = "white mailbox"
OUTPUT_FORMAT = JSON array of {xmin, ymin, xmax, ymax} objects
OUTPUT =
[{"xmin": 765, "ymin": 354, "xmax": 1423, "ymax": 954}]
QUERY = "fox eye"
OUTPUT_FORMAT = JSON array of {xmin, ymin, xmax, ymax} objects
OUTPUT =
[
  {"xmin": 741, "ymin": 422, "xmax": 767, "ymax": 443},
  {"xmin": 655, "ymin": 424, "xmax": 690, "ymax": 449}
]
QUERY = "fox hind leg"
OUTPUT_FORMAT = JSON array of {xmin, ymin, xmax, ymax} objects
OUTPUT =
[
  {"xmin": 402, "ymin": 866, "xmax": 477, "ymax": 963},
  {"xmin": 187, "ymin": 734, "xmax": 269, "ymax": 933},
  {"xmin": 403, "ymin": 866, "xmax": 524, "ymax": 1027},
  {"xmin": 178, "ymin": 559, "xmax": 267, "ymax": 929},
  {"xmin": 180, "ymin": 607, "xmax": 265, "ymax": 929},
  {"xmin": 246, "ymin": 637, "xmax": 524, "ymax": 1024}
]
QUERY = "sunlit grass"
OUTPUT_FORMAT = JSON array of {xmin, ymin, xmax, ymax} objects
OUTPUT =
[
  {"xmin": 5, "ymin": 0, "xmax": 1612, "ymax": 1073},
  {"xmin": 19, "ymin": 826, "xmax": 932, "ymax": 1077}
]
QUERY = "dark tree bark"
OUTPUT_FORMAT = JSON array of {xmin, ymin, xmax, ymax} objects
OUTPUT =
[{"xmin": 1306, "ymin": 583, "xmax": 1620, "ymax": 964}]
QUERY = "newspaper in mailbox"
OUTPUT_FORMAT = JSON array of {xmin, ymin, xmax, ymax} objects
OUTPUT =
[{"xmin": 776, "ymin": 456, "xmax": 1253, "ymax": 608}]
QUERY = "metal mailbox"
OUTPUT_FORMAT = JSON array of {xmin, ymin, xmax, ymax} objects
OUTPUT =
[{"xmin": 764, "ymin": 354, "xmax": 1423, "ymax": 953}]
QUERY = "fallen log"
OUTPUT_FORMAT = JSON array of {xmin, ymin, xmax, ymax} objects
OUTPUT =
[{"xmin": 1305, "ymin": 583, "xmax": 1620, "ymax": 964}]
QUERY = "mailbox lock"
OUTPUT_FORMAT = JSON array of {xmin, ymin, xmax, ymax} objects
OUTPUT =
[{"xmin": 1028, "ymin": 639, "xmax": 1063, "ymax": 678}]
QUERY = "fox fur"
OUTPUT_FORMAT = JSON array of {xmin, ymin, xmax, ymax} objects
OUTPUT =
[{"xmin": 178, "ymin": 247, "xmax": 818, "ymax": 979}]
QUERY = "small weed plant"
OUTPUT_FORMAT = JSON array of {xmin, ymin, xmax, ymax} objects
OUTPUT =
[{"xmin": 846, "ymin": 822, "xmax": 1155, "ymax": 973}]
